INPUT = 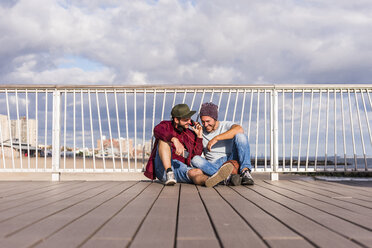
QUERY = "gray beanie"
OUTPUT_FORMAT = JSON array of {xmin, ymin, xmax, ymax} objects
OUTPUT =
[{"xmin": 199, "ymin": 102, "xmax": 218, "ymax": 120}]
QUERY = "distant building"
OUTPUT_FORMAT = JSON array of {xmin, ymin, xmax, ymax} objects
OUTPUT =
[
  {"xmin": 0, "ymin": 115, "xmax": 37, "ymax": 146},
  {"xmin": 0, "ymin": 115, "xmax": 38, "ymax": 158}
]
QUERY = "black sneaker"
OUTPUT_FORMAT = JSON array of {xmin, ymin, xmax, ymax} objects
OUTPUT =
[
  {"xmin": 223, "ymin": 174, "xmax": 242, "ymax": 186},
  {"xmin": 241, "ymin": 169, "xmax": 254, "ymax": 185}
]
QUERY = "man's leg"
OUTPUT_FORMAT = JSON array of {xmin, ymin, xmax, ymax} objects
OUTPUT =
[
  {"xmin": 187, "ymin": 168, "xmax": 208, "ymax": 185},
  {"xmin": 191, "ymin": 155, "xmax": 227, "ymax": 176},
  {"xmin": 155, "ymin": 140, "xmax": 176, "ymax": 185},
  {"xmin": 231, "ymin": 133, "xmax": 254, "ymax": 185}
]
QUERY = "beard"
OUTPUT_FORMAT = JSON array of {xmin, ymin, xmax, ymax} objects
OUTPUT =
[{"xmin": 173, "ymin": 120, "xmax": 187, "ymax": 133}]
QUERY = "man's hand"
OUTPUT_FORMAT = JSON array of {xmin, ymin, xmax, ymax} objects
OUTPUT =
[
  {"xmin": 190, "ymin": 122, "xmax": 203, "ymax": 138},
  {"xmin": 171, "ymin": 137, "xmax": 185, "ymax": 156},
  {"xmin": 207, "ymin": 136, "xmax": 219, "ymax": 151}
]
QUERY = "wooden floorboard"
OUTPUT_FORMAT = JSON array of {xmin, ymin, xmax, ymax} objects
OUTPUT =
[{"xmin": 0, "ymin": 179, "xmax": 371, "ymax": 248}]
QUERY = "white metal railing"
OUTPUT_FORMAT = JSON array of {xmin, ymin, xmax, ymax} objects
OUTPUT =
[{"xmin": 1, "ymin": 85, "xmax": 372, "ymax": 180}]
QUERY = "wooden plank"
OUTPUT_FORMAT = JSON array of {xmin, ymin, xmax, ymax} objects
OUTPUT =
[
  {"xmin": 292, "ymin": 180, "xmax": 372, "ymax": 202},
  {"xmin": 0, "ymin": 181, "xmax": 108, "ymax": 223},
  {"xmin": 177, "ymin": 184, "xmax": 220, "ymax": 248},
  {"xmin": 286, "ymin": 180, "xmax": 372, "ymax": 209},
  {"xmin": 129, "ymin": 183, "xmax": 180, "ymax": 248},
  {"xmin": 252, "ymin": 181, "xmax": 372, "ymax": 247},
  {"xmin": 0, "ymin": 181, "xmax": 124, "ymax": 240},
  {"xmin": 0, "ymin": 181, "xmax": 85, "ymax": 211},
  {"xmin": 216, "ymin": 186, "xmax": 314, "ymax": 248},
  {"xmin": 33, "ymin": 182, "xmax": 151, "ymax": 248},
  {"xmin": 234, "ymin": 183, "xmax": 362, "ymax": 248},
  {"xmin": 0, "ymin": 181, "xmax": 55, "ymax": 198},
  {"xmin": 198, "ymin": 185, "xmax": 267, "ymax": 248},
  {"xmin": 0, "ymin": 181, "xmax": 135, "ymax": 247},
  {"xmin": 267, "ymin": 180, "xmax": 372, "ymax": 217},
  {"xmin": 82, "ymin": 182, "xmax": 163, "ymax": 248}
]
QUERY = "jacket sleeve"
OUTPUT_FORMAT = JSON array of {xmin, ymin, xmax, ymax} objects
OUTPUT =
[{"xmin": 154, "ymin": 121, "xmax": 174, "ymax": 143}]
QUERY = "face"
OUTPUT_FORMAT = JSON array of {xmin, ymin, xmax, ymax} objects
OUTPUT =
[
  {"xmin": 174, "ymin": 117, "xmax": 192, "ymax": 129},
  {"xmin": 200, "ymin": 116, "xmax": 217, "ymax": 132}
]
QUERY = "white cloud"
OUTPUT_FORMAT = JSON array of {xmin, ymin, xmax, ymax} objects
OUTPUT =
[{"xmin": 1, "ymin": 0, "xmax": 372, "ymax": 85}]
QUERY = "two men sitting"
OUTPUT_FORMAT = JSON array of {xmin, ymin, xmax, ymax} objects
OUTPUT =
[{"xmin": 144, "ymin": 102, "xmax": 254, "ymax": 187}]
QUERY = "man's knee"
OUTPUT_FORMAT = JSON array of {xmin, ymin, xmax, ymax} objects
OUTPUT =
[
  {"xmin": 187, "ymin": 168, "xmax": 203, "ymax": 178},
  {"xmin": 234, "ymin": 133, "xmax": 248, "ymax": 144},
  {"xmin": 191, "ymin": 155, "xmax": 204, "ymax": 167}
]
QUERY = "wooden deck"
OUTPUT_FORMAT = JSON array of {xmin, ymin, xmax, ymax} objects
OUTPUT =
[{"xmin": 0, "ymin": 176, "xmax": 371, "ymax": 248}]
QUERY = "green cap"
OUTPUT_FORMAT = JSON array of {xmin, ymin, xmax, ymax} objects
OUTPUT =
[{"xmin": 171, "ymin": 104, "xmax": 196, "ymax": 118}]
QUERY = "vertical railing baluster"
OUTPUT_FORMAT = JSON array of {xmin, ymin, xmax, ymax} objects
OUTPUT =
[
  {"xmin": 348, "ymin": 89, "xmax": 357, "ymax": 170},
  {"xmin": 240, "ymin": 89, "xmax": 246, "ymax": 126},
  {"xmin": 210, "ymin": 89, "xmax": 215, "ymax": 102},
  {"xmin": 290, "ymin": 90, "xmax": 294, "ymax": 171},
  {"xmin": 26, "ymin": 90, "xmax": 30, "ymax": 169},
  {"xmin": 297, "ymin": 90, "xmax": 305, "ymax": 170},
  {"xmin": 134, "ymin": 89, "xmax": 138, "ymax": 171},
  {"xmin": 15, "ymin": 89, "xmax": 23, "ymax": 168},
  {"xmin": 224, "ymin": 89, "xmax": 232, "ymax": 122},
  {"xmin": 248, "ymin": 90, "xmax": 253, "ymax": 139},
  {"xmin": 172, "ymin": 90, "xmax": 177, "ymax": 107},
  {"xmin": 161, "ymin": 89, "xmax": 166, "ymax": 121},
  {"xmin": 282, "ymin": 90, "xmax": 285, "ymax": 169},
  {"xmin": 340, "ymin": 90, "xmax": 347, "ymax": 171},
  {"xmin": 197, "ymin": 90, "xmax": 206, "ymax": 122},
  {"xmin": 264, "ymin": 90, "xmax": 267, "ymax": 170},
  {"xmin": 314, "ymin": 90, "xmax": 322, "ymax": 171},
  {"xmin": 35, "ymin": 90, "xmax": 38, "ymax": 169},
  {"xmin": 255, "ymin": 91, "xmax": 260, "ymax": 170},
  {"xmin": 5, "ymin": 89, "xmax": 15, "ymax": 169},
  {"xmin": 182, "ymin": 90, "xmax": 187, "ymax": 103},
  {"xmin": 105, "ymin": 89, "xmax": 116, "ymax": 169},
  {"xmin": 218, "ymin": 90, "xmax": 223, "ymax": 110},
  {"xmin": 96, "ymin": 89, "xmax": 106, "ymax": 169},
  {"xmin": 44, "ymin": 89, "xmax": 48, "ymax": 170},
  {"xmin": 334, "ymin": 90, "xmax": 337, "ymax": 170},
  {"xmin": 232, "ymin": 89, "xmax": 239, "ymax": 123},
  {"xmin": 190, "ymin": 89, "xmax": 197, "ymax": 110},
  {"xmin": 151, "ymin": 90, "xmax": 157, "ymax": 150},
  {"xmin": 63, "ymin": 90, "xmax": 67, "ymax": 170},
  {"xmin": 81, "ymin": 90, "xmax": 86, "ymax": 171},
  {"xmin": 142, "ymin": 89, "xmax": 147, "ymax": 169},
  {"xmin": 0, "ymin": 111, "xmax": 4, "ymax": 169},
  {"xmin": 305, "ymin": 90, "xmax": 314, "ymax": 170},
  {"xmin": 325, "ymin": 90, "xmax": 330, "ymax": 170},
  {"xmin": 114, "ymin": 90, "xmax": 123, "ymax": 170},
  {"xmin": 354, "ymin": 90, "xmax": 367, "ymax": 171},
  {"xmin": 124, "ymin": 90, "xmax": 130, "ymax": 171},
  {"xmin": 73, "ymin": 89, "xmax": 76, "ymax": 170},
  {"xmin": 271, "ymin": 89, "xmax": 279, "ymax": 180},
  {"xmin": 88, "ymin": 89, "xmax": 96, "ymax": 170},
  {"xmin": 52, "ymin": 89, "xmax": 61, "ymax": 181}
]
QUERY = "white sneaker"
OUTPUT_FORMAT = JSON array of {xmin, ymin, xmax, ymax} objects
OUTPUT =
[{"xmin": 165, "ymin": 171, "xmax": 176, "ymax": 186}]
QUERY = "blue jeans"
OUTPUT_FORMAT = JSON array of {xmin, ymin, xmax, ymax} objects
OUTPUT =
[
  {"xmin": 191, "ymin": 133, "xmax": 252, "ymax": 176},
  {"xmin": 154, "ymin": 148, "xmax": 193, "ymax": 183}
]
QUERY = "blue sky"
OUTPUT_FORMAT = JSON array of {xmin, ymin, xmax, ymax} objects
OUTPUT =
[{"xmin": 1, "ymin": 0, "xmax": 372, "ymax": 85}]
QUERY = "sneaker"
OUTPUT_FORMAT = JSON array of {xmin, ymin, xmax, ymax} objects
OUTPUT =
[
  {"xmin": 165, "ymin": 171, "xmax": 176, "ymax": 186},
  {"xmin": 241, "ymin": 169, "xmax": 254, "ymax": 185},
  {"xmin": 205, "ymin": 162, "xmax": 234, "ymax": 188},
  {"xmin": 222, "ymin": 174, "xmax": 242, "ymax": 186}
]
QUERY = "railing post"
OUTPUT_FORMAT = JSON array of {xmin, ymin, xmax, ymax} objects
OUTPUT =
[
  {"xmin": 52, "ymin": 89, "xmax": 61, "ymax": 181},
  {"xmin": 270, "ymin": 88, "xmax": 279, "ymax": 180}
]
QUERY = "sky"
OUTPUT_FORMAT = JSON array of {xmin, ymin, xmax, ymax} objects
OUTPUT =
[{"xmin": 1, "ymin": 0, "xmax": 372, "ymax": 85}]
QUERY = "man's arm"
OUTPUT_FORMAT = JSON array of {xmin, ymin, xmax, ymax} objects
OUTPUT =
[{"xmin": 207, "ymin": 124, "xmax": 244, "ymax": 151}]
